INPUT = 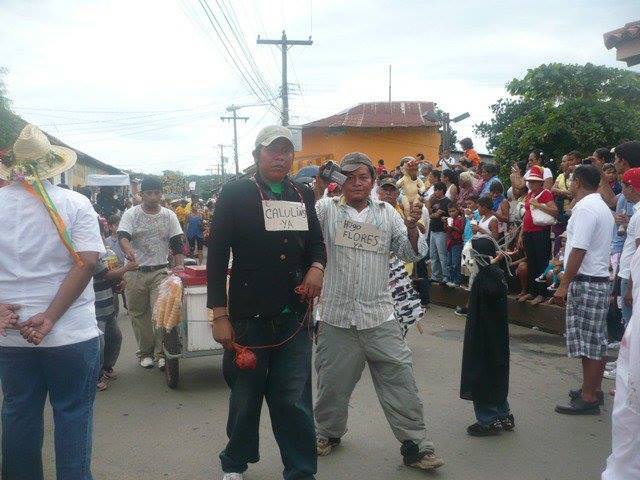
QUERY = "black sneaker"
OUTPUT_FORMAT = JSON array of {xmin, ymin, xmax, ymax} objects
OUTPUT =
[
  {"xmin": 568, "ymin": 388, "xmax": 604, "ymax": 406},
  {"xmin": 467, "ymin": 420, "xmax": 503, "ymax": 436},
  {"xmin": 500, "ymin": 414, "xmax": 515, "ymax": 431},
  {"xmin": 454, "ymin": 306, "xmax": 468, "ymax": 316},
  {"xmin": 555, "ymin": 398, "xmax": 600, "ymax": 415}
]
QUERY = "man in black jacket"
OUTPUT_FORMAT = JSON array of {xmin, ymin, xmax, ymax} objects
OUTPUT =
[{"xmin": 207, "ymin": 125, "xmax": 326, "ymax": 480}]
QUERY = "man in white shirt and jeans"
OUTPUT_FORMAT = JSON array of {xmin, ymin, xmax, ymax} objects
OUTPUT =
[
  {"xmin": 552, "ymin": 165, "xmax": 615, "ymax": 415},
  {"xmin": 118, "ymin": 177, "xmax": 185, "ymax": 369},
  {"xmin": 312, "ymin": 153, "xmax": 444, "ymax": 471},
  {"xmin": 0, "ymin": 125, "xmax": 105, "ymax": 479}
]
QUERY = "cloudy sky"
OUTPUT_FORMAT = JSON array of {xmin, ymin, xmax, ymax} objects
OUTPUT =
[{"xmin": 1, "ymin": 0, "xmax": 637, "ymax": 175}]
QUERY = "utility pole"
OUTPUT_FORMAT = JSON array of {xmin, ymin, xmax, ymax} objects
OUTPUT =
[
  {"xmin": 221, "ymin": 107, "xmax": 249, "ymax": 178},
  {"xmin": 217, "ymin": 144, "xmax": 232, "ymax": 182},
  {"xmin": 257, "ymin": 30, "xmax": 312, "ymax": 126}
]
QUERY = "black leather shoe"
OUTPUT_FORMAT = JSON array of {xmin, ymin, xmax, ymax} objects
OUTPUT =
[
  {"xmin": 555, "ymin": 398, "xmax": 600, "ymax": 415},
  {"xmin": 568, "ymin": 388, "xmax": 604, "ymax": 406},
  {"xmin": 500, "ymin": 414, "xmax": 515, "ymax": 431}
]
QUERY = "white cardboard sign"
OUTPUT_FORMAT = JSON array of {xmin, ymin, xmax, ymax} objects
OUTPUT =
[
  {"xmin": 335, "ymin": 219, "xmax": 384, "ymax": 252},
  {"xmin": 262, "ymin": 201, "xmax": 309, "ymax": 231}
]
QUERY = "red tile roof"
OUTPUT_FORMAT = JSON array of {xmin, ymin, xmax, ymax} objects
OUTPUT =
[
  {"xmin": 604, "ymin": 20, "xmax": 640, "ymax": 49},
  {"xmin": 302, "ymin": 101, "xmax": 438, "ymax": 128}
]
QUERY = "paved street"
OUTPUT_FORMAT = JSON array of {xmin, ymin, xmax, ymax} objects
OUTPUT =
[{"xmin": 28, "ymin": 305, "xmax": 613, "ymax": 480}]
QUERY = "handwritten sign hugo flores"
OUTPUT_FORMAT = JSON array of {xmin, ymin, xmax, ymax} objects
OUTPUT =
[
  {"xmin": 262, "ymin": 200, "xmax": 309, "ymax": 231},
  {"xmin": 334, "ymin": 219, "xmax": 384, "ymax": 252}
]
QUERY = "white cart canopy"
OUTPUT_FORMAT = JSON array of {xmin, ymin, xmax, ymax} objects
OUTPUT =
[{"xmin": 86, "ymin": 174, "xmax": 131, "ymax": 187}]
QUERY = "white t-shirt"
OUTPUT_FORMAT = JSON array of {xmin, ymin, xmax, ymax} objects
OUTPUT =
[
  {"xmin": 118, "ymin": 205, "xmax": 183, "ymax": 267},
  {"xmin": 0, "ymin": 182, "xmax": 105, "ymax": 347},
  {"xmin": 564, "ymin": 193, "xmax": 615, "ymax": 277},
  {"xmin": 618, "ymin": 203, "xmax": 640, "ymax": 280},
  {"xmin": 526, "ymin": 167, "xmax": 553, "ymax": 180}
]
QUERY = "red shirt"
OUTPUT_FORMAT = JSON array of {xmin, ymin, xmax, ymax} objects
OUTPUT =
[
  {"xmin": 446, "ymin": 216, "xmax": 465, "ymax": 248},
  {"xmin": 523, "ymin": 189, "xmax": 554, "ymax": 232}
]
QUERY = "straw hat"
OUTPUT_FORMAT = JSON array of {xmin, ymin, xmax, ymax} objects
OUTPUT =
[{"xmin": 0, "ymin": 124, "xmax": 77, "ymax": 180}]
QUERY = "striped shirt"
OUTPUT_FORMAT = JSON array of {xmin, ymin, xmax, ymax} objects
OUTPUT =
[
  {"xmin": 315, "ymin": 196, "xmax": 428, "ymax": 330},
  {"xmin": 93, "ymin": 254, "xmax": 115, "ymax": 322}
]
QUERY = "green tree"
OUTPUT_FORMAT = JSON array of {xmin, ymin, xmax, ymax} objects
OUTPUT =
[
  {"xmin": 475, "ymin": 63, "xmax": 640, "ymax": 176},
  {"xmin": 0, "ymin": 68, "xmax": 26, "ymax": 150}
]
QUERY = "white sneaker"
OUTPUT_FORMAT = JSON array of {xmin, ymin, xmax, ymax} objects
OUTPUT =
[
  {"xmin": 139, "ymin": 357, "xmax": 154, "ymax": 369},
  {"xmin": 608, "ymin": 341, "xmax": 621, "ymax": 350},
  {"xmin": 606, "ymin": 361, "xmax": 617, "ymax": 371},
  {"xmin": 222, "ymin": 474, "xmax": 243, "ymax": 480},
  {"xmin": 157, "ymin": 358, "xmax": 166, "ymax": 371},
  {"xmin": 604, "ymin": 369, "xmax": 617, "ymax": 380},
  {"xmin": 446, "ymin": 282, "xmax": 457, "ymax": 288}
]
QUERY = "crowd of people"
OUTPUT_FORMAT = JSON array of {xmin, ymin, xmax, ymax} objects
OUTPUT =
[{"xmin": 1, "ymin": 122, "xmax": 640, "ymax": 480}]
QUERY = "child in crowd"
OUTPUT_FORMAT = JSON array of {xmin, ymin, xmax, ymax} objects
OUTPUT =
[
  {"xmin": 93, "ymin": 249, "xmax": 137, "ymax": 391},
  {"xmin": 603, "ymin": 162, "xmax": 622, "ymax": 196},
  {"xmin": 489, "ymin": 182, "xmax": 510, "ymax": 239},
  {"xmin": 186, "ymin": 203, "xmax": 205, "ymax": 265},
  {"xmin": 105, "ymin": 214, "xmax": 126, "ymax": 265},
  {"xmin": 536, "ymin": 232, "xmax": 566, "ymax": 293},
  {"xmin": 445, "ymin": 203, "xmax": 465, "ymax": 287},
  {"xmin": 460, "ymin": 237, "xmax": 513, "ymax": 436}
]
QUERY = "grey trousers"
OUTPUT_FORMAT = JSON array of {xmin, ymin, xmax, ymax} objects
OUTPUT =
[{"xmin": 314, "ymin": 320, "xmax": 434, "ymax": 455}]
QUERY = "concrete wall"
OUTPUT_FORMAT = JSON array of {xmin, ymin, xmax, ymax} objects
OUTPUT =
[{"xmin": 294, "ymin": 126, "xmax": 440, "ymax": 173}]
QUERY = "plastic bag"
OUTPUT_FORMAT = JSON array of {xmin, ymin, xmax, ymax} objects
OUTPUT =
[{"xmin": 153, "ymin": 274, "xmax": 183, "ymax": 331}]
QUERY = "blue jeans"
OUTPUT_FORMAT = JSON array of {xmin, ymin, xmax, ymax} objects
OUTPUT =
[
  {"xmin": 473, "ymin": 400, "xmax": 510, "ymax": 426},
  {"xmin": 620, "ymin": 278, "xmax": 633, "ymax": 327},
  {"xmin": 429, "ymin": 231, "xmax": 450, "ymax": 282},
  {"xmin": 447, "ymin": 243, "xmax": 463, "ymax": 285},
  {"xmin": 220, "ymin": 311, "xmax": 316, "ymax": 480},
  {"xmin": 0, "ymin": 337, "xmax": 101, "ymax": 480}
]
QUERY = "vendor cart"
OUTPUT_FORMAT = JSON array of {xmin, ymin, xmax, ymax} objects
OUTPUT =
[{"xmin": 162, "ymin": 266, "xmax": 224, "ymax": 389}]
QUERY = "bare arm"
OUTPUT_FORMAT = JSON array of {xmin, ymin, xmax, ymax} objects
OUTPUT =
[
  {"xmin": 552, "ymin": 248, "xmax": 586, "ymax": 307},
  {"xmin": 19, "ymin": 251, "xmax": 99, "ymax": 344}
]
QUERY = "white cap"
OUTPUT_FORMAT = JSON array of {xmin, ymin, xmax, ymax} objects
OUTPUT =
[{"xmin": 254, "ymin": 125, "xmax": 294, "ymax": 149}]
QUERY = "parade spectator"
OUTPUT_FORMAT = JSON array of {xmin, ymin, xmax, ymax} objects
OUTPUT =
[
  {"xmin": 438, "ymin": 147, "xmax": 459, "ymax": 171},
  {"xmin": 427, "ymin": 182, "xmax": 452, "ymax": 284},
  {"xmin": 457, "ymin": 170, "xmax": 481, "ymax": 206},
  {"xmin": 551, "ymin": 152, "xmax": 579, "ymax": 253},
  {"xmin": 175, "ymin": 198, "xmax": 189, "ymax": 228},
  {"xmin": 526, "ymin": 149, "xmax": 554, "ymax": 190},
  {"xmin": 616, "ymin": 168, "xmax": 640, "ymax": 330},
  {"xmin": 517, "ymin": 166, "xmax": 558, "ymax": 305},
  {"xmin": 375, "ymin": 158, "xmax": 387, "ymax": 176},
  {"xmin": 96, "ymin": 186, "xmax": 124, "ymax": 218},
  {"xmin": 460, "ymin": 238, "xmax": 513, "ymax": 436},
  {"xmin": 609, "ymin": 141, "xmax": 640, "ymax": 276},
  {"xmin": 445, "ymin": 203, "xmax": 464, "ymax": 287},
  {"xmin": 420, "ymin": 161, "xmax": 433, "ymax": 183},
  {"xmin": 553, "ymin": 165, "xmax": 614, "ymax": 415},
  {"xmin": 313, "ymin": 152, "xmax": 444, "ymax": 471},
  {"xmin": 489, "ymin": 181, "xmax": 510, "ymax": 237},
  {"xmin": 442, "ymin": 168, "xmax": 459, "ymax": 202},
  {"xmin": 186, "ymin": 203, "xmax": 205, "ymax": 265},
  {"xmin": 603, "ymin": 163, "xmax": 622, "ymax": 195},
  {"xmin": 473, "ymin": 196, "xmax": 499, "ymax": 240},
  {"xmin": 479, "ymin": 163, "xmax": 501, "ymax": 197},
  {"xmin": 0, "ymin": 125, "xmax": 104, "ymax": 479},
  {"xmin": 460, "ymin": 138, "xmax": 481, "ymax": 169},
  {"xmin": 423, "ymin": 169, "xmax": 441, "ymax": 200},
  {"xmin": 593, "ymin": 147, "xmax": 613, "ymax": 169},
  {"xmin": 118, "ymin": 177, "xmax": 185, "ymax": 370},
  {"xmin": 208, "ymin": 126, "xmax": 326, "ymax": 480}
]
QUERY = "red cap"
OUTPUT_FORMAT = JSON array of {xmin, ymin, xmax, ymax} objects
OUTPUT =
[
  {"xmin": 524, "ymin": 165, "xmax": 544, "ymax": 181},
  {"xmin": 622, "ymin": 167, "xmax": 640, "ymax": 193}
]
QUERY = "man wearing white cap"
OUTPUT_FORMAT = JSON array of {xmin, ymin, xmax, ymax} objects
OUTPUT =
[
  {"xmin": 0, "ymin": 125, "xmax": 105, "ymax": 479},
  {"xmin": 208, "ymin": 125, "xmax": 326, "ymax": 480}
]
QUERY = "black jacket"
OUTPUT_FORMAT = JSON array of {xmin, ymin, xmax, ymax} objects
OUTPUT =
[{"xmin": 207, "ymin": 173, "xmax": 326, "ymax": 319}]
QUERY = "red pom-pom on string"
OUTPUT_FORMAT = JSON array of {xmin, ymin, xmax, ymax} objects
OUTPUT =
[{"xmin": 232, "ymin": 343, "xmax": 257, "ymax": 370}]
